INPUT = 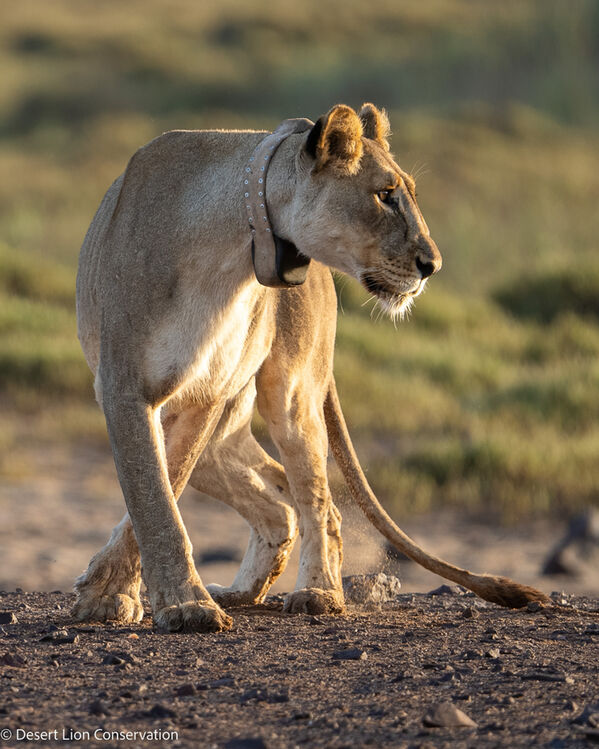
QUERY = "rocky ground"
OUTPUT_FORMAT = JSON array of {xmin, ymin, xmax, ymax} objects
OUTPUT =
[
  {"xmin": 1, "ymin": 442, "xmax": 598, "ymax": 747},
  {"xmin": 0, "ymin": 589, "xmax": 598, "ymax": 749}
]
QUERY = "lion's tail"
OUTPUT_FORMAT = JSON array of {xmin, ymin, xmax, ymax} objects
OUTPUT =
[{"xmin": 324, "ymin": 378, "xmax": 550, "ymax": 608}]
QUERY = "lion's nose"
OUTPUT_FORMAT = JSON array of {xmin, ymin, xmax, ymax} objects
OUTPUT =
[
  {"xmin": 415, "ymin": 241, "xmax": 442, "ymax": 279},
  {"xmin": 416, "ymin": 256, "xmax": 436, "ymax": 279}
]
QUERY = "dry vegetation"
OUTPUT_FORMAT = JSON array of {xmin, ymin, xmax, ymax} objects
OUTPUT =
[{"xmin": 1, "ymin": 0, "xmax": 599, "ymax": 520}]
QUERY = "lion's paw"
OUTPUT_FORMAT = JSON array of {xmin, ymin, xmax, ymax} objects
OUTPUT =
[
  {"xmin": 72, "ymin": 592, "xmax": 144, "ymax": 624},
  {"xmin": 154, "ymin": 601, "xmax": 233, "ymax": 633},
  {"xmin": 206, "ymin": 583, "xmax": 261, "ymax": 607},
  {"xmin": 283, "ymin": 587, "xmax": 345, "ymax": 615}
]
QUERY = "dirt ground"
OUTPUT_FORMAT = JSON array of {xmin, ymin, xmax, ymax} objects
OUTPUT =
[
  {"xmin": 1, "ymin": 442, "xmax": 598, "ymax": 747},
  {"xmin": 0, "ymin": 590, "xmax": 598, "ymax": 748}
]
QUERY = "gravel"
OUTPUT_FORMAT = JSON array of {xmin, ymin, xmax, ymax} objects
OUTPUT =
[{"xmin": 0, "ymin": 590, "xmax": 597, "ymax": 747}]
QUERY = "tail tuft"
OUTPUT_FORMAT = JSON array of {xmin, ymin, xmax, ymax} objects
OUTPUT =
[{"xmin": 474, "ymin": 575, "xmax": 551, "ymax": 609}]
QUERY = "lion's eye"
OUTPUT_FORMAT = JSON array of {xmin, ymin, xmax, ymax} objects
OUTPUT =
[{"xmin": 376, "ymin": 189, "xmax": 393, "ymax": 204}]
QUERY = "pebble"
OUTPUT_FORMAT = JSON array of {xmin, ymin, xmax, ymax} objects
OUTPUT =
[
  {"xmin": 461, "ymin": 607, "xmax": 478, "ymax": 619},
  {"xmin": 175, "ymin": 683, "xmax": 196, "ymax": 697},
  {"xmin": 39, "ymin": 630, "xmax": 79, "ymax": 645},
  {"xmin": 88, "ymin": 699, "xmax": 109, "ymax": 716},
  {"xmin": 460, "ymin": 649, "xmax": 482, "ymax": 661},
  {"xmin": 527, "ymin": 601, "xmax": 543, "ymax": 612},
  {"xmin": 332, "ymin": 648, "xmax": 368, "ymax": 661},
  {"xmin": 224, "ymin": 739, "xmax": 267, "ymax": 749},
  {"xmin": 423, "ymin": 701, "xmax": 477, "ymax": 728},
  {"xmin": 207, "ymin": 677, "xmax": 236, "ymax": 689},
  {"xmin": 0, "ymin": 611, "xmax": 18, "ymax": 625},
  {"xmin": 102, "ymin": 654, "xmax": 125, "ymax": 665},
  {"xmin": 428, "ymin": 584, "xmax": 465, "ymax": 597},
  {"xmin": 342, "ymin": 573, "xmax": 401, "ymax": 605},
  {"xmin": 240, "ymin": 688, "xmax": 268, "ymax": 704},
  {"xmin": 145, "ymin": 703, "xmax": 177, "ymax": 719},
  {"xmin": 0, "ymin": 652, "xmax": 27, "ymax": 667},
  {"xmin": 485, "ymin": 648, "xmax": 501, "ymax": 659},
  {"xmin": 521, "ymin": 670, "xmax": 573, "ymax": 683}
]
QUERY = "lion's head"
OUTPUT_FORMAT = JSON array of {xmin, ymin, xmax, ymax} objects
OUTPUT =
[{"xmin": 281, "ymin": 103, "xmax": 441, "ymax": 319}]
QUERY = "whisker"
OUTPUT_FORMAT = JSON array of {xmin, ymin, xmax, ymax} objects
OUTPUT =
[{"xmin": 362, "ymin": 295, "xmax": 376, "ymax": 308}]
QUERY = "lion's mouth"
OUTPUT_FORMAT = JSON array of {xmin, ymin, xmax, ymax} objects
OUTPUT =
[
  {"xmin": 362, "ymin": 275, "xmax": 395, "ymax": 297},
  {"xmin": 361, "ymin": 274, "xmax": 423, "ymax": 299},
  {"xmin": 361, "ymin": 273, "xmax": 425, "ymax": 321}
]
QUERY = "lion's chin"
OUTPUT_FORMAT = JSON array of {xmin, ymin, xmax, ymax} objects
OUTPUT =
[
  {"xmin": 361, "ymin": 274, "xmax": 423, "ymax": 322},
  {"xmin": 377, "ymin": 292, "xmax": 414, "ymax": 322}
]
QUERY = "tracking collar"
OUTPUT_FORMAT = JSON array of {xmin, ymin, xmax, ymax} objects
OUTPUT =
[{"xmin": 244, "ymin": 118, "xmax": 313, "ymax": 287}]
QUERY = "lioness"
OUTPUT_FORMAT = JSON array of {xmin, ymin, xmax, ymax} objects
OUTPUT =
[{"xmin": 74, "ymin": 103, "xmax": 548, "ymax": 632}]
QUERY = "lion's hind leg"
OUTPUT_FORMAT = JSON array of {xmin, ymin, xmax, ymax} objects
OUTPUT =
[
  {"xmin": 73, "ymin": 515, "xmax": 144, "ymax": 624},
  {"xmin": 190, "ymin": 427, "xmax": 298, "ymax": 607}
]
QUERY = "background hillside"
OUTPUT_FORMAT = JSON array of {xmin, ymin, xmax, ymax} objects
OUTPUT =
[{"xmin": 1, "ymin": 0, "xmax": 599, "ymax": 525}]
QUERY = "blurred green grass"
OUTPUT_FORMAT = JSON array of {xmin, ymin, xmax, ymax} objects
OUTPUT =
[{"xmin": 1, "ymin": 0, "xmax": 598, "ymax": 520}]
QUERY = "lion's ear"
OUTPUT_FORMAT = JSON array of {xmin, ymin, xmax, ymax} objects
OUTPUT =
[
  {"xmin": 359, "ymin": 103, "xmax": 391, "ymax": 151},
  {"xmin": 305, "ymin": 104, "xmax": 363, "ymax": 175}
]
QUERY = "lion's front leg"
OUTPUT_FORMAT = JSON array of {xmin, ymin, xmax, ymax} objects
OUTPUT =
[{"xmin": 95, "ymin": 390, "xmax": 231, "ymax": 633}]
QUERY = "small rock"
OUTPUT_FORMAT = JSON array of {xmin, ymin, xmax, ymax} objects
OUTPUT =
[
  {"xmin": 268, "ymin": 691, "xmax": 289, "ymax": 704},
  {"xmin": 461, "ymin": 607, "xmax": 478, "ymax": 619},
  {"xmin": 145, "ymin": 703, "xmax": 177, "ymax": 719},
  {"xmin": 208, "ymin": 677, "xmax": 236, "ymax": 689},
  {"xmin": 551, "ymin": 591, "xmax": 572, "ymax": 606},
  {"xmin": 309, "ymin": 616, "xmax": 325, "ymax": 625},
  {"xmin": 0, "ymin": 612, "xmax": 18, "ymax": 625},
  {"xmin": 224, "ymin": 739, "xmax": 267, "ymax": 749},
  {"xmin": 526, "ymin": 601, "xmax": 543, "ymax": 612},
  {"xmin": 423, "ymin": 701, "xmax": 477, "ymax": 728},
  {"xmin": 102, "ymin": 654, "xmax": 125, "ymax": 665},
  {"xmin": 332, "ymin": 648, "xmax": 367, "ymax": 661},
  {"xmin": 521, "ymin": 670, "xmax": 573, "ymax": 684},
  {"xmin": 239, "ymin": 688, "xmax": 268, "ymax": 704},
  {"xmin": 342, "ymin": 573, "xmax": 401, "ymax": 605},
  {"xmin": 428, "ymin": 584, "xmax": 465, "ymax": 597},
  {"xmin": 438, "ymin": 671, "xmax": 457, "ymax": 683},
  {"xmin": 0, "ymin": 652, "xmax": 27, "ymax": 668},
  {"xmin": 102, "ymin": 651, "xmax": 136, "ymax": 665},
  {"xmin": 39, "ymin": 629, "xmax": 79, "ymax": 645},
  {"xmin": 460, "ymin": 649, "xmax": 482, "ymax": 661},
  {"xmin": 128, "ymin": 633, "xmax": 139, "ymax": 640},
  {"xmin": 88, "ymin": 699, "xmax": 109, "ymax": 716},
  {"xmin": 176, "ymin": 683, "xmax": 196, "ymax": 697},
  {"xmin": 485, "ymin": 648, "xmax": 501, "ymax": 659},
  {"xmin": 292, "ymin": 712, "xmax": 311, "ymax": 721}
]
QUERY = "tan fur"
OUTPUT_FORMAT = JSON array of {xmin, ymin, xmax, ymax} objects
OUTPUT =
[
  {"xmin": 73, "ymin": 104, "xmax": 545, "ymax": 633},
  {"xmin": 359, "ymin": 103, "xmax": 391, "ymax": 150}
]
